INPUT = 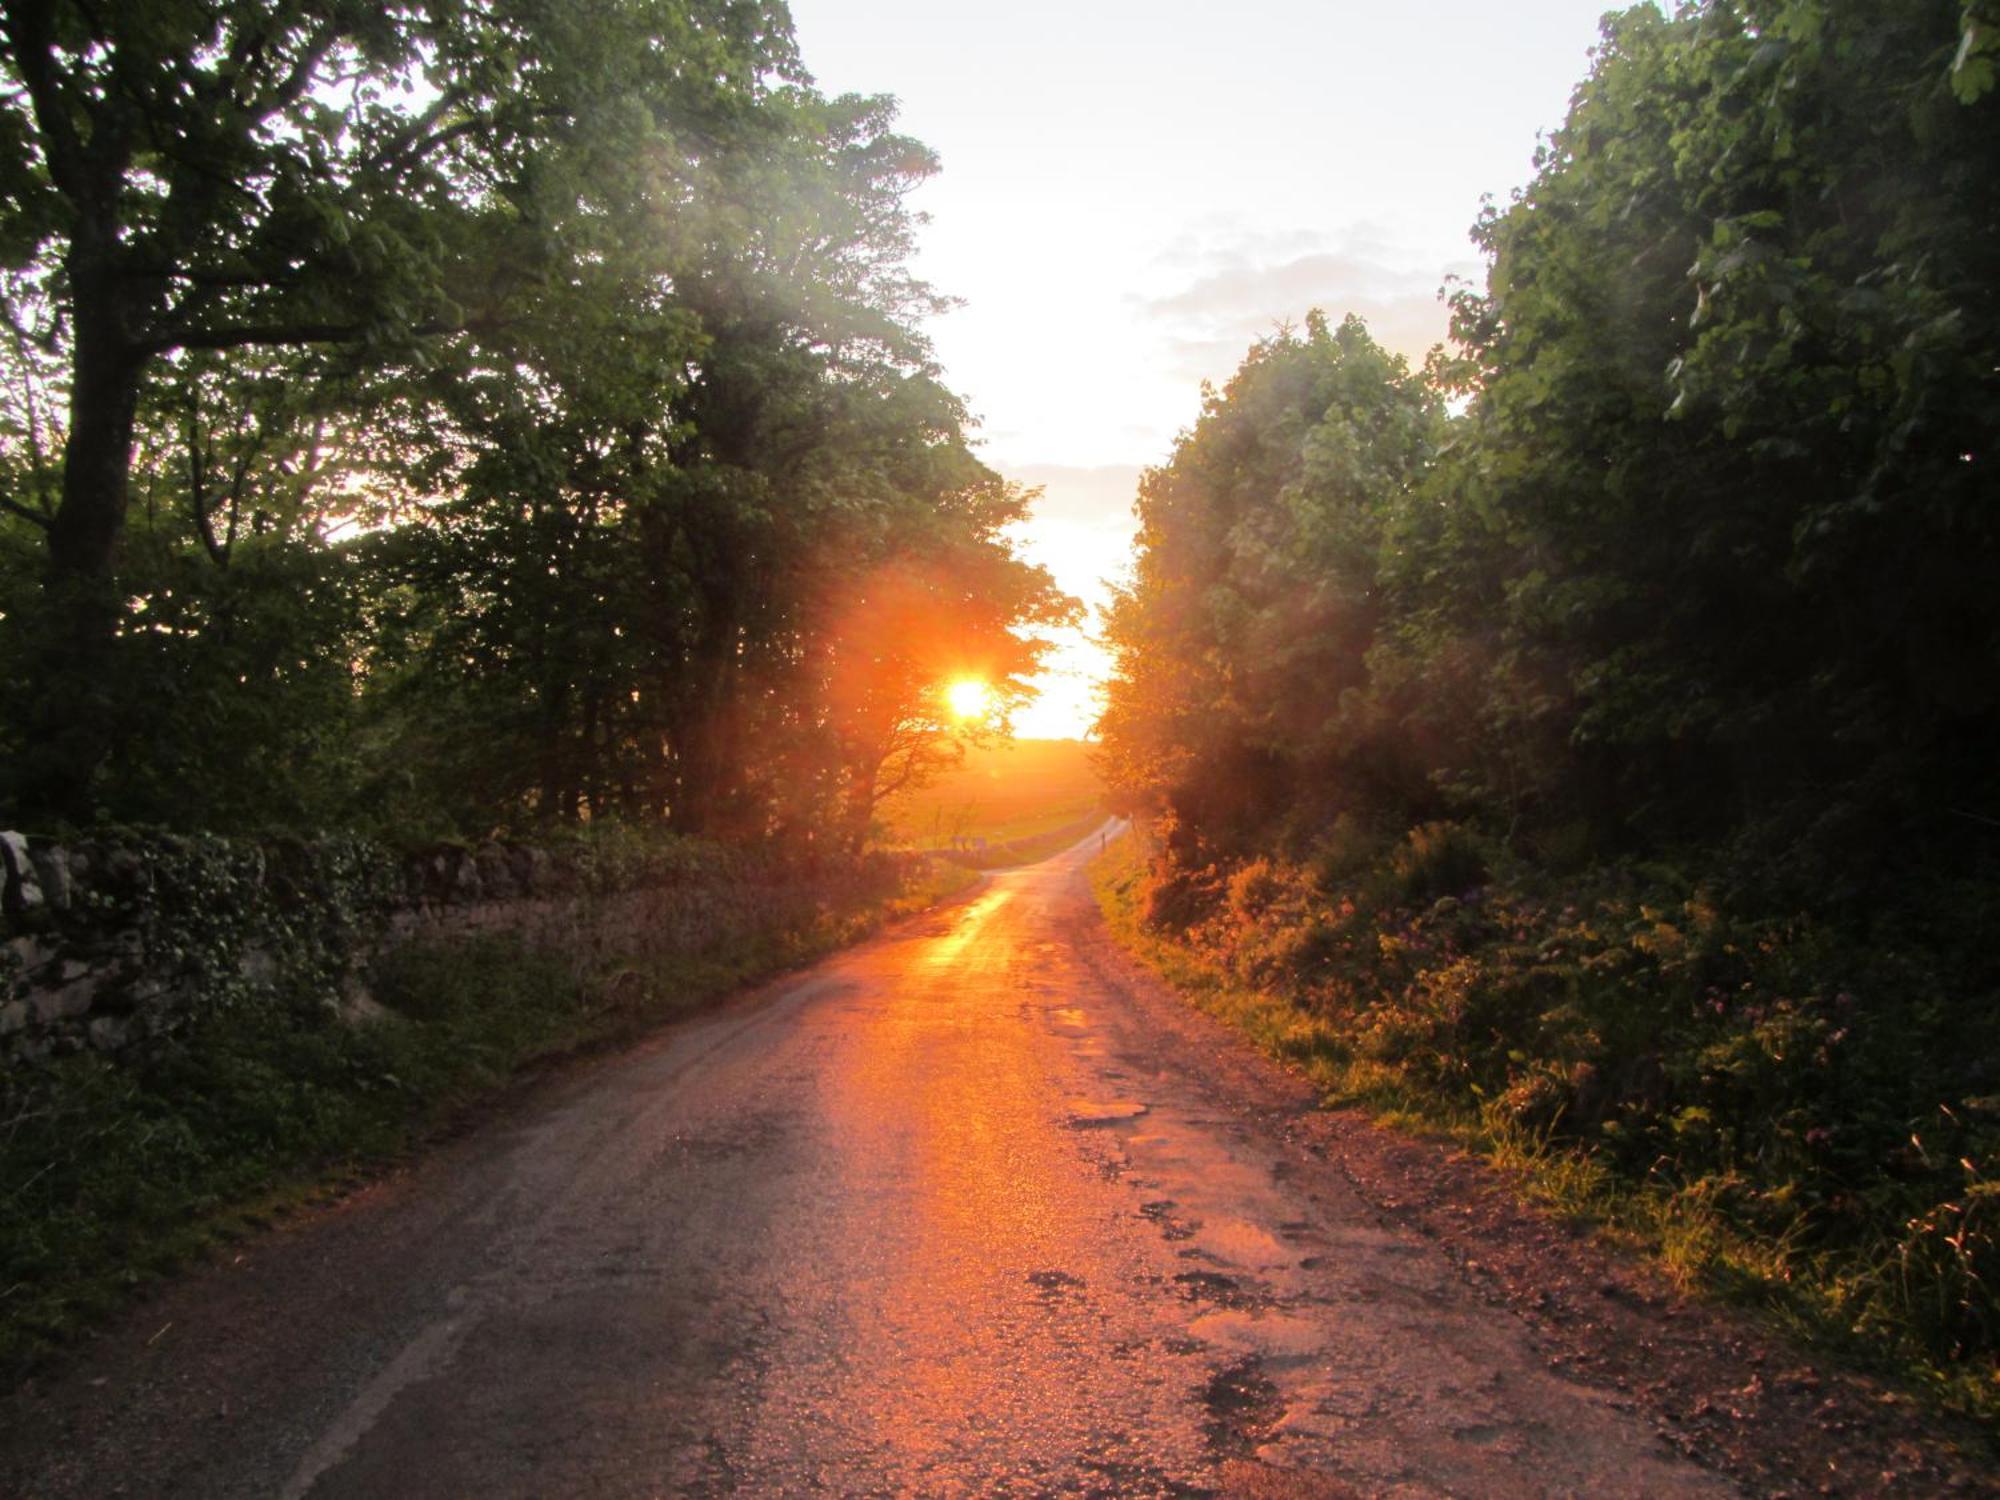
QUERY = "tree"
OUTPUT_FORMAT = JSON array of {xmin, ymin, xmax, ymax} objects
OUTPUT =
[
  {"xmin": 809, "ymin": 473, "xmax": 1076, "ymax": 850},
  {"xmin": 1451, "ymin": 0, "xmax": 2000, "ymax": 875},
  {"xmin": 1106, "ymin": 0, "xmax": 1999, "ymax": 897},
  {"xmin": 0, "ymin": 0, "xmax": 800, "ymax": 818},
  {"xmin": 1098, "ymin": 313, "xmax": 1445, "ymax": 857},
  {"xmin": 341, "ymin": 74, "xmax": 1074, "ymax": 841}
]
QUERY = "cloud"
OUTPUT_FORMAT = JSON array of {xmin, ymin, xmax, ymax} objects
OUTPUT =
[
  {"xmin": 1001, "ymin": 463, "xmax": 1144, "ymax": 530},
  {"xmin": 1151, "ymin": 222, "xmax": 1343, "ymax": 271},
  {"xmin": 1135, "ymin": 227, "xmax": 1478, "ymax": 382}
]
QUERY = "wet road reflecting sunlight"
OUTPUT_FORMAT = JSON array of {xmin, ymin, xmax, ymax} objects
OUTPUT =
[{"xmin": 6, "ymin": 826, "xmax": 1738, "ymax": 1499}]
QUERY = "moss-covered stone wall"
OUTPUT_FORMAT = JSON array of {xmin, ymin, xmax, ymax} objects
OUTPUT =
[{"xmin": 0, "ymin": 829, "xmax": 906, "ymax": 1065}]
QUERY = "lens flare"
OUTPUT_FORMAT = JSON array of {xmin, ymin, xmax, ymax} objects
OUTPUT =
[{"xmin": 945, "ymin": 677, "xmax": 991, "ymax": 721}]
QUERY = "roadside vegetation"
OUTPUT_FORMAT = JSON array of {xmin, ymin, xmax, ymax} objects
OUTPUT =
[
  {"xmin": 1094, "ymin": 832, "xmax": 2000, "ymax": 1422},
  {"xmin": 0, "ymin": 842, "xmax": 969, "ymax": 1375},
  {"xmin": 938, "ymin": 813, "xmax": 1107, "ymax": 871},
  {"xmin": 1096, "ymin": 1, "xmax": 1999, "ymax": 1422}
]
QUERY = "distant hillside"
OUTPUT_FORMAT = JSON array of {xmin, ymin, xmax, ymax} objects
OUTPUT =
[{"xmin": 880, "ymin": 738, "xmax": 1103, "ymax": 848}]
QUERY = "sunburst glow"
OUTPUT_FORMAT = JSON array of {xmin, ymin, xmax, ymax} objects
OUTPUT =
[{"xmin": 945, "ymin": 677, "xmax": 991, "ymax": 721}]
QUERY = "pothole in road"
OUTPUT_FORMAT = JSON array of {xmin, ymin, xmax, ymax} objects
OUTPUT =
[
  {"xmin": 1027, "ymin": 1269, "xmax": 1086, "ymax": 1301},
  {"xmin": 1174, "ymin": 1271, "xmax": 1266, "ymax": 1310},
  {"xmin": 1068, "ymin": 1098, "xmax": 1149, "ymax": 1126},
  {"xmin": 1186, "ymin": 1309, "xmax": 1327, "ymax": 1362},
  {"xmin": 1141, "ymin": 1199, "xmax": 1199, "ymax": 1241},
  {"xmin": 1189, "ymin": 1219, "xmax": 1293, "ymax": 1271},
  {"xmin": 665, "ymin": 1111, "xmax": 793, "ymax": 1162},
  {"xmin": 1201, "ymin": 1356, "xmax": 1284, "ymax": 1458}
]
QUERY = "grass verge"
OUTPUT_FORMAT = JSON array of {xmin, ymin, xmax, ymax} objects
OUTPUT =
[
  {"xmin": 0, "ymin": 856, "xmax": 976, "ymax": 1376},
  {"xmin": 1088, "ymin": 831, "xmax": 2000, "ymax": 1430}
]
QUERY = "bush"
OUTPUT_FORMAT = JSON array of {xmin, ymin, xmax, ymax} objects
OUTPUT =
[
  {"xmin": 1118, "ymin": 825, "xmax": 2000, "ymax": 1409},
  {"xmin": 1385, "ymin": 821, "xmax": 1487, "ymax": 905},
  {"xmin": 1312, "ymin": 814, "xmax": 1391, "ymax": 891},
  {"xmin": 1226, "ymin": 856, "xmax": 1289, "ymax": 924},
  {"xmin": 1143, "ymin": 859, "xmax": 1222, "ymax": 933}
]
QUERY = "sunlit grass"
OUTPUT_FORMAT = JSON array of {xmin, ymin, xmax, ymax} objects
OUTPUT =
[
  {"xmin": 1086, "ymin": 831, "xmax": 2000, "ymax": 1429},
  {"xmin": 881, "ymin": 737, "xmax": 1103, "ymax": 850}
]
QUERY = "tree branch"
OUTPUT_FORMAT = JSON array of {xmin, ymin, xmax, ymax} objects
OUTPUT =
[
  {"xmin": 248, "ymin": 16, "xmax": 342, "ymax": 118},
  {"xmin": 0, "ymin": 491, "xmax": 53, "ymax": 529},
  {"xmin": 144, "ymin": 309, "xmax": 500, "ymax": 357},
  {"xmin": 2, "ymin": 0, "xmax": 87, "ymax": 196},
  {"xmin": 123, "ymin": 260, "xmax": 301, "ymax": 289}
]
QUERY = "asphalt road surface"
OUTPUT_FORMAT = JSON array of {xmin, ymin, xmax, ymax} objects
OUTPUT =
[{"xmin": 4, "ymin": 826, "xmax": 1744, "ymax": 1498}]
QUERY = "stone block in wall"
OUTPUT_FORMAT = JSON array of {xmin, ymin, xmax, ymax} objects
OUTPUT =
[
  {"xmin": 31, "ymin": 977, "xmax": 98, "ymax": 1025},
  {"xmin": 1, "ymin": 831, "xmax": 43, "ymax": 913},
  {"xmin": 237, "ymin": 946, "xmax": 279, "ymax": 986},
  {"xmin": 29, "ymin": 846, "xmax": 73, "ymax": 910},
  {"xmin": 407, "ymin": 846, "xmax": 488, "ymax": 904},
  {"xmin": 404, "ymin": 852, "xmax": 443, "ymax": 902},
  {"xmin": 94, "ymin": 972, "xmax": 168, "ymax": 1017},
  {"xmin": 474, "ymin": 844, "xmax": 516, "ymax": 899},
  {"xmin": 336, "ymin": 971, "xmax": 388, "ymax": 1025},
  {"xmin": 96, "ymin": 843, "xmax": 152, "ymax": 899},
  {"xmin": 7, "ymin": 934, "xmax": 58, "ymax": 981},
  {"xmin": 540, "ymin": 850, "xmax": 582, "ymax": 894}
]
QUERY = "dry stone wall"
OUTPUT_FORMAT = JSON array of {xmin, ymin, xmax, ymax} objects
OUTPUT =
[{"xmin": 0, "ymin": 829, "xmax": 906, "ymax": 1066}]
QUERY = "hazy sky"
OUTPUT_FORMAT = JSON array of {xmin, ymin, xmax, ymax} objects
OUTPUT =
[{"xmin": 788, "ymin": 0, "xmax": 1618, "ymax": 736}]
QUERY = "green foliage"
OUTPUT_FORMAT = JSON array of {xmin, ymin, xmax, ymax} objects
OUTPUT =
[
  {"xmin": 1097, "ymin": 311, "xmax": 1449, "ymax": 859},
  {"xmin": 0, "ymin": 954, "xmax": 571, "ymax": 1368},
  {"xmin": 1097, "ymin": 0, "xmax": 2000, "ymax": 1410},
  {"xmin": 1448, "ymin": 0, "xmax": 2000, "ymax": 869},
  {"xmin": 0, "ymin": 0, "xmax": 1072, "ymax": 838},
  {"xmin": 1100, "ymin": 831, "xmax": 2000, "ymax": 1415},
  {"xmin": 1385, "ymin": 822, "xmax": 1488, "ymax": 906}
]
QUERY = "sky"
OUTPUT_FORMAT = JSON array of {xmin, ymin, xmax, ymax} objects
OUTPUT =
[{"xmin": 787, "ymin": 0, "xmax": 1620, "ymax": 737}]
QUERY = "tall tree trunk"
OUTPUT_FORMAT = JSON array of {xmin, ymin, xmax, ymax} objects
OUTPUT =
[
  {"xmin": 11, "ymin": 251, "xmax": 144, "ymax": 825},
  {"xmin": 537, "ymin": 678, "xmax": 574, "ymax": 824},
  {"xmin": 671, "ymin": 649, "xmax": 740, "ymax": 836},
  {"xmin": 48, "ymin": 267, "xmax": 142, "ymax": 580},
  {"xmin": 669, "ymin": 538, "xmax": 747, "ymax": 836}
]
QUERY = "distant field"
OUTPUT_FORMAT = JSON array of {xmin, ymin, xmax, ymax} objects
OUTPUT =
[{"xmin": 881, "ymin": 738, "xmax": 1104, "ymax": 849}]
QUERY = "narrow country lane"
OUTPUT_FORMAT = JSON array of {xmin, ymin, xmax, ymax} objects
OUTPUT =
[{"xmin": 7, "ymin": 830, "xmax": 1744, "ymax": 1497}]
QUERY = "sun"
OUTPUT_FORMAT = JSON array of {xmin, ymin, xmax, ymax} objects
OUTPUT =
[{"xmin": 944, "ymin": 676, "xmax": 991, "ymax": 722}]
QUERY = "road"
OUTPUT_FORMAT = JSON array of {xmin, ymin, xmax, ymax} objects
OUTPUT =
[{"xmin": 3, "ymin": 826, "xmax": 1746, "ymax": 1497}]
